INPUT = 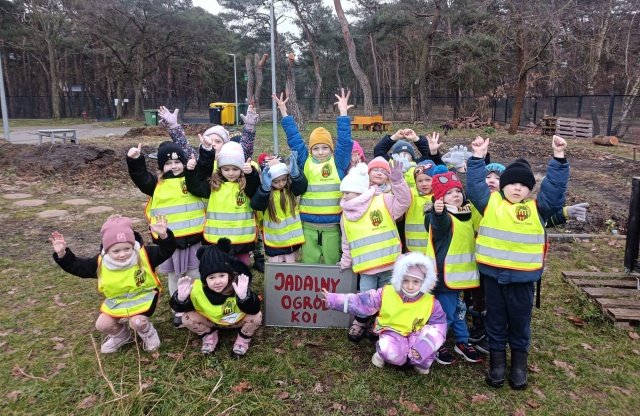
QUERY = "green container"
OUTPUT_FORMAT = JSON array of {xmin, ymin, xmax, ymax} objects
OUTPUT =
[
  {"xmin": 237, "ymin": 103, "xmax": 248, "ymax": 125},
  {"xmin": 143, "ymin": 109, "xmax": 159, "ymax": 126}
]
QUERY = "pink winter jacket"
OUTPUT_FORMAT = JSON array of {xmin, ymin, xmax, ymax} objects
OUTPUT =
[
  {"xmin": 326, "ymin": 288, "xmax": 447, "ymax": 360},
  {"xmin": 339, "ymin": 177, "xmax": 412, "ymax": 272}
]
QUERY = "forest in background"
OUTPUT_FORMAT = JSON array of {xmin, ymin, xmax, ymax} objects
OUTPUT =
[{"xmin": 0, "ymin": 0, "xmax": 638, "ymax": 135}]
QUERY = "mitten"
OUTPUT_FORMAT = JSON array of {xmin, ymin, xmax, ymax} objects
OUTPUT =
[
  {"xmin": 288, "ymin": 151, "xmax": 300, "ymax": 178},
  {"xmin": 442, "ymin": 145, "xmax": 469, "ymax": 169},
  {"xmin": 177, "ymin": 276, "xmax": 193, "ymax": 302},
  {"xmin": 261, "ymin": 166, "xmax": 273, "ymax": 192},
  {"xmin": 240, "ymin": 106, "xmax": 259, "ymax": 130},
  {"xmin": 391, "ymin": 153, "xmax": 410, "ymax": 173},
  {"xmin": 388, "ymin": 159, "xmax": 404, "ymax": 182},
  {"xmin": 232, "ymin": 274, "xmax": 249, "ymax": 300},
  {"xmin": 158, "ymin": 108, "xmax": 179, "ymax": 129},
  {"xmin": 566, "ymin": 202, "xmax": 589, "ymax": 222}
]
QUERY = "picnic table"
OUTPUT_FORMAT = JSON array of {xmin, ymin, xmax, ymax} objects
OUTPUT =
[
  {"xmin": 350, "ymin": 115, "xmax": 391, "ymax": 132},
  {"xmin": 34, "ymin": 129, "xmax": 79, "ymax": 144}
]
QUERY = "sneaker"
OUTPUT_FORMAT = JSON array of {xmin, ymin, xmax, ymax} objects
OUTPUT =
[
  {"xmin": 455, "ymin": 342, "xmax": 483, "ymax": 363},
  {"xmin": 435, "ymin": 347, "xmax": 457, "ymax": 365},
  {"xmin": 201, "ymin": 331, "xmax": 219, "ymax": 355},
  {"xmin": 347, "ymin": 320, "xmax": 367, "ymax": 343},
  {"xmin": 173, "ymin": 313, "xmax": 185, "ymax": 329},
  {"xmin": 474, "ymin": 338, "xmax": 490, "ymax": 355},
  {"xmin": 232, "ymin": 334, "xmax": 252, "ymax": 357},
  {"xmin": 468, "ymin": 325, "xmax": 486, "ymax": 343},
  {"xmin": 414, "ymin": 365, "xmax": 430, "ymax": 375},
  {"xmin": 371, "ymin": 352, "xmax": 385, "ymax": 368},
  {"xmin": 101, "ymin": 325, "xmax": 133, "ymax": 353},
  {"xmin": 139, "ymin": 323, "xmax": 161, "ymax": 352}
]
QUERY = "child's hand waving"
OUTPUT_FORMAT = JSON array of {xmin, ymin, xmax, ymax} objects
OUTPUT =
[
  {"xmin": 426, "ymin": 132, "xmax": 442, "ymax": 154},
  {"xmin": 127, "ymin": 143, "xmax": 142, "ymax": 159},
  {"xmin": 388, "ymin": 158, "xmax": 405, "ymax": 182},
  {"xmin": 434, "ymin": 197, "xmax": 444, "ymax": 214},
  {"xmin": 177, "ymin": 276, "xmax": 193, "ymax": 301},
  {"xmin": 334, "ymin": 88, "xmax": 354, "ymax": 117},
  {"xmin": 198, "ymin": 133, "xmax": 213, "ymax": 150},
  {"xmin": 240, "ymin": 105, "xmax": 259, "ymax": 130},
  {"xmin": 158, "ymin": 106, "xmax": 179, "ymax": 129},
  {"xmin": 272, "ymin": 93, "xmax": 289, "ymax": 117},
  {"xmin": 242, "ymin": 158, "xmax": 253, "ymax": 174},
  {"xmin": 552, "ymin": 135, "xmax": 567, "ymax": 158},
  {"xmin": 49, "ymin": 231, "xmax": 67, "ymax": 257},
  {"xmin": 261, "ymin": 166, "xmax": 273, "ymax": 191},
  {"xmin": 471, "ymin": 136, "xmax": 489, "ymax": 158},
  {"xmin": 232, "ymin": 274, "xmax": 249, "ymax": 300},
  {"xmin": 151, "ymin": 214, "xmax": 169, "ymax": 239},
  {"xmin": 391, "ymin": 153, "xmax": 411, "ymax": 173},
  {"xmin": 187, "ymin": 153, "xmax": 197, "ymax": 171}
]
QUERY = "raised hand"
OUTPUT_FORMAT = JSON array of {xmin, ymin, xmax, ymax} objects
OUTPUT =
[
  {"xmin": 187, "ymin": 153, "xmax": 197, "ymax": 171},
  {"xmin": 288, "ymin": 151, "xmax": 300, "ymax": 178},
  {"xmin": 158, "ymin": 106, "xmax": 179, "ymax": 129},
  {"xmin": 242, "ymin": 157, "xmax": 253, "ymax": 174},
  {"xmin": 390, "ymin": 129, "xmax": 405, "ymax": 141},
  {"xmin": 150, "ymin": 214, "xmax": 168, "ymax": 238},
  {"xmin": 177, "ymin": 276, "xmax": 193, "ymax": 301},
  {"xmin": 334, "ymin": 88, "xmax": 354, "ymax": 116},
  {"xmin": 127, "ymin": 143, "xmax": 142, "ymax": 159},
  {"xmin": 198, "ymin": 133, "xmax": 213, "ymax": 150},
  {"xmin": 471, "ymin": 136, "xmax": 489, "ymax": 158},
  {"xmin": 388, "ymin": 158, "xmax": 404, "ymax": 182},
  {"xmin": 261, "ymin": 166, "xmax": 273, "ymax": 191},
  {"xmin": 272, "ymin": 92, "xmax": 289, "ymax": 117},
  {"xmin": 321, "ymin": 288, "xmax": 329, "ymax": 304},
  {"xmin": 403, "ymin": 129, "xmax": 419, "ymax": 142},
  {"xmin": 442, "ymin": 145, "xmax": 468, "ymax": 169},
  {"xmin": 391, "ymin": 153, "xmax": 411, "ymax": 173},
  {"xmin": 552, "ymin": 135, "xmax": 567, "ymax": 158},
  {"xmin": 232, "ymin": 273, "xmax": 249, "ymax": 300},
  {"xmin": 426, "ymin": 132, "xmax": 442, "ymax": 154},
  {"xmin": 434, "ymin": 197, "xmax": 444, "ymax": 214},
  {"xmin": 49, "ymin": 231, "xmax": 67, "ymax": 257},
  {"xmin": 240, "ymin": 105, "xmax": 259, "ymax": 130},
  {"xmin": 566, "ymin": 202, "xmax": 589, "ymax": 222}
]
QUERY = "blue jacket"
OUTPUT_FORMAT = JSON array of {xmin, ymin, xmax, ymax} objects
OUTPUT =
[
  {"xmin": 466, "ymin": 156, "xmax": 569, "ymax": 283},
  {"xmin": 283, "ymin": 115, "xmax": 353, "ymax": 224}
]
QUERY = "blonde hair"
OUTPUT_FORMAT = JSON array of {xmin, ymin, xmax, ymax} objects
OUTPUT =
[
  {"xmin": 267, "ymin": 176, "xmax": 298, "ymax": 223},
  {"xmin": 209, "ymin": 168, "xmax": 247, "ymax": 192}
]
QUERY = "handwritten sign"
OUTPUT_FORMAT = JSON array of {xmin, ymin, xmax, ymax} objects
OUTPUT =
[{"xmin": 264, "ymin": 263, "xmax": 357, "ymax": 328}]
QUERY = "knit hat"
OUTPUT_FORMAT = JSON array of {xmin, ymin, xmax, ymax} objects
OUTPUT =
[
  {"xmin": 391, "ymin": 252, "xmax": 437, "ymax": 294},
  {"xmin": 216, "ymin": 141, "xmax": 245, "ymax": 169},
  {"xmin": 391, "ymin": 140, "xmax": 416, "ymax": 160},
  {"xmin": 367, "ymin": 156, "xmax": 391, "ymax": 174},
  {"xmin": 414, "ymin": 160, "xmax": 436, "ymax": 178},
  {"xmin": 309, "ymin": 127, "xmax": 334, "ymax": 151},
  {"xmin": 431, "ymin": 165, "xmax": 463, "ymax": 200},
  {"xmin": 202, "ymin": 125, "xmax": 230, "ymax": 143},
  {"xmin": 485, "ymin": 163, "xmax": 505, "ymax": 177},
  {"xmin": 101, "ymin": 216, "xmax": 135, "ymax": 252},
  {"xmin": 157, "ymin": 141, "xmax": 186, "ymax": 170},
  {"xmin": 340, "ymin": 163, "xmax": 370, "ymax": 194},
  {"xmin": 500, "ymin": 158, "xmax": 535, "ymax": 190},
  {"xmin": 196, "ymin": 239, "xmax": 235, "ymax": 280},
  {"xmin": 269, "ymin": 162, "xmax": 289, "ymax": 179},
  {"xmin": 258, "ymin": 153, "xmax": 285, "ymax": 170},
  {"xmin": 352, "ymin": 141, "xmax": 365, "ymax": 162}
]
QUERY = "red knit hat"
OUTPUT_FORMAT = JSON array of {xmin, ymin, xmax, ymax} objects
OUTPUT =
[
  {"xmin": 101, "ymin": 216, "xmax": 135, "ymax": 252},
  {"xmin": 431, "ymin": 166, "xmax": 463, "ymax": 200}
]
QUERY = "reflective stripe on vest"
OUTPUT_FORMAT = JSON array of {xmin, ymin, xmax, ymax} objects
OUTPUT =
[
  {"xmin": 262, "ymin": 190, "xmax": 305, "ymax": 248},
  {"xmin": 98, "ymin": 248, "xmax": 161, "ymax": 318},
  {"xmin": 426, "ymin": 213, "xmax": 479, "ymax": 289},
  {"xmin": 375, "ymin": 285, "xmax": 434, "ymax": 336},
  {"xmin": 344, "ymin": 194, "xmax": 401, "ymax": 273},
  {"xmin": 204, "ymin": 182, "xmax": 257, "ymax": 244},
  {"xmin": 144, "ymin": 178, "xmax": 206, "ymax": 238},
  {"xmin": 475, "ymin": 192, "xmax": 546, "ymax": 271},
  {"xmin": 190, "ymin": 280, "xmax": 246, "ymax": 325},
  {"xmin": 404, "ymin": 167, "xmax": 416, "ymax": 188},
  {"xmin": 299, "ymin": 158, "xmax": 342, "ymax": 215},
  {"xmin": 405, "ymin": 189, "xmax": 431, "ymax": 252}
]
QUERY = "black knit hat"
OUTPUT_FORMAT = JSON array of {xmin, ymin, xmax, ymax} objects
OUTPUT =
[
  {"xmin": 157, "ymin": 141, "xmax": 187, "ymax": 170},
  {"xmin": 500, "ymin": 158, "xmax": 536, "ymax": 190},
  {"xmin": 196, "ymin": 240, "xmax": 235, "ymax": 281}
]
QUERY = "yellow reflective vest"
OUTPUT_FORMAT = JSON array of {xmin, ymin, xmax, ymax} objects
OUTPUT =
[
  {"xmin": 299, "ymin": 158, "xmax": 342, "ymax": 215},
  {"xmin": 144, "ymin": 177, "xmax": 206, "ymax": 239},
  {"xmin": 374, "ymin": 285, "xmax": 434, "ymax": 336},
  {"xmin": 98, "ymin": 248, "xmax": 162, "ymax": 318},
  {"xmin": 262, "ymin": 190, "xmax": 305, "ymax": 248},
  {"xmin": 405, "ymin": 188, "xmax": 431, "ymax": 252},
  {"xmin": 190, "ymin": 280, "xmax": 246, "ymax": 325},
  {"xmin": 404, "ymin": 167, "xmax": 416, "ymax": 188},
  {"xmin": 343, "ymin": 194, "xmax": 401, "ymax": 273},
  {"xmin": 204, "ymin": 182, "xmax": 257, "ymax": 244},
  {"xmin": 426, "ymin": 211, "xmax": 479, "ymax": 290},
  {"xmin": 476, "ymin": 192, "xmax": 547, "ymax": 271}
]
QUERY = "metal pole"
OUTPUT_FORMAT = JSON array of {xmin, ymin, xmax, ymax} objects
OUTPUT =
[
  {"xmin": 226, "ymin": 53, "xmax": 239, "ymax": 126},
  {"xmin": 0, "ymin": 51, "xmax": 10, "ymax": 141},
  {"xmin": 270, "ymin": 0, "xmax": 278, "ymax": 154}
]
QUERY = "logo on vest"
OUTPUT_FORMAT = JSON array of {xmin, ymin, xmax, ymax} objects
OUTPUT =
[
  {"xmin": 223, "ymin": 300, "xmax": 234, "ymax": 315},
  {"xmin": 370, "ymin": 209, "xmax": 383, "ymax": 227},
  {"xmin": 134, "ymin": 269, "xmax": 146, "ymax": 287},
  {"xmin": 236, "ymin": 191, "xmax": 246, "ymax": 206},
  {"xmin": 180, "ymin": 179, "xmax": 188, "ymax": 195},
  {"xmin": 321, "ymin": 163, "xmax": 332, "ymax": 178},
  {"xmin": 515, "ymin": 204, "xmax": 531, "ymax": 221},
  {"xmin": 411, "ymin": 317, "xmax": 424, "ymax": 333}
]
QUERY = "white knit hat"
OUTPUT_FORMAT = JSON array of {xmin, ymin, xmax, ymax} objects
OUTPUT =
[
  {"xmin": 269, "ymin": 162, "xmax": 289, "ymax": 179},
  {"xmin": 391, "ymin": 252, "xmax": 437, "ymax": 294},
  {"xmin": 216, "ymin": 142, "xmax": 245, "ymax": 169},
  {"xmin": 203, "ymin": 125, "xmax": 230, "ymax": 143},
  {"xmin": 340, "ymin": 162, "xmax": 370, "ymax": 194}
]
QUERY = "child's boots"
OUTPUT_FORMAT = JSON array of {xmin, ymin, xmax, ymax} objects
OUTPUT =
[
  {"xmin": 509, "ymin": 350, "xmax": 528, "ymax": 390},
  {"xmin": 485, "ymin": 350, "xmax": 507, "ymax": 388},
  {"xmin": 200, "ymin": 330, "xmax": 219, "ymax": 355},
  {"xmin": 101, "ymin": 324, "xmax": 133, "ymax": 353},
  {"xmin": 139, "ymin": 323, "xmax": 161, "ymax": 352},
  {"xmin": 232, "ymin": 333, "xmax": 253, "ymax": 357}
]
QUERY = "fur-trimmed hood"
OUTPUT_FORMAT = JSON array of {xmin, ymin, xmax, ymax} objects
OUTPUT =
[{"xmin": 391, "ymin": 252, "xmax": 437, "ymax": 294}]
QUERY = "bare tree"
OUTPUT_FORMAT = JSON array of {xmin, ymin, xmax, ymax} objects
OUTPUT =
[{"xmin": 286, "ymin": 53, "xmax": 305, "ymax": 131}]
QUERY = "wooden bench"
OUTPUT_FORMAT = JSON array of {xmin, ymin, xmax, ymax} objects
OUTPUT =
[
  {"xmin": 351, "ymin": 115, "xmax": 392, "ymax": 132},
  {"xmin": 33, "ymin": 129, "xmax": 79, "ymax": 144}
]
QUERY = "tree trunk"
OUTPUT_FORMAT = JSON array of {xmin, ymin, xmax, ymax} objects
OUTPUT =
[
  {"xmin": 418, "ymin": 0, "xmax": 442, "ymax": 127},
  {"xmin": 592, "ymin": 135, "xmax": 618, "ymax": 146},
  {"xmin": 508, "ymin": 44, "xmax": 527, "ymax": 135},
  {"xmin": 116, "ymin": 79, "xmax": 124, "ymax": 119},
  {"xmin": 394, "ymin": 42, "xmax": 400, "ymax": 108},
  {"xmin": 47, "ymin": 42, "xmax": 60, "ymax": 119},
  {"xmin": 286, "ymin": 53, "xmax": 305, "ymax": 132},
  {"xmin": 1, "ymin": 46, "xmax": 15, "ymax": 115},
  {"xmin": 369, "ymin": 33, "xmax": 380, "ymax": 106},
  {"xmin": 246, "ymin": 55, "xmax": 255, "ymax": 104},
  {"xmin": 334, "ymin": 0, "xmax": 373, "ymax": 115},
  {"xmin": 253, "ymin": 53, "xmax": 268, "ymax": 110}
]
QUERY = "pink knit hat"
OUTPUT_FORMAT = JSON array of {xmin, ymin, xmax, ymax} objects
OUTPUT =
[
  {"xmin": 216, "ymin": 142, "xmax": 245, "ymax": 169},
  {"xmin": 367, "ymin": 156, "xmax": 391, "ymax": 174},
  {"xmin": 352, "ymin": 141, "xmax": 365, "ymax": 163},
  {"xmin": 101, "ymin": 216, "xmax": 135, "ymax": 252}
]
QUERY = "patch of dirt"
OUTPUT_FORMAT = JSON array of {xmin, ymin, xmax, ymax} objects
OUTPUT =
[{"xmin": 123, "ymin": 123, "xmax": 222, "ymax": 138}]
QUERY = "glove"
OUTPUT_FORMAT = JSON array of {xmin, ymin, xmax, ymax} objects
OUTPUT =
[
  {"xmin": 388, "ymin": 158, "xmax": 404, "ymax": 182},
  {"xmin": 288, "ymin": 151, "xmax": 300, "ymax": 178},
  {"xmin": 566, "ymin": 202, "xmax": 589, "ymax": 222},
  {"xmin": 232, "ymin": 274, "xmax": 249, "ymax": 300},
  {"xmin": 177, "ymin": 276, "xmax": 193, "ymax": 302},
  {"xmin": 240, "ymin": 106, "xmax": 259, "ymax": 130},
  {"xmin": 391, "ymin": 153, "xmax": 410, "ymax": 173},
  {"xmin": 441, "ymin": 145, "xmax": 471, "ymax": 169},
  {"xmin": 158, "ymin": 107, "xmax": 179, "ymax": 129},
  {"xmin": 261, "ymin": 166, "xmax": 273, "ymax": 192}
]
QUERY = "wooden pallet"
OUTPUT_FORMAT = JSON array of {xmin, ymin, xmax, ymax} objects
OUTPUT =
[
  {"xmin": 562, "ymin": 271, "xmax": 640, "ymax": 328},
  {"xmin": 555, "ymin": 117, "xmax": 593, "ymax": 139},
  {"xmin": 540, "ymin": 116, "xmax": 556, "ymax": 136}
]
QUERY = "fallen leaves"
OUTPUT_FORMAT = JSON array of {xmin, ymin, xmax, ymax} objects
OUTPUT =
[
  {"xmin": 76, "ymin": 395, "xmax": 97, "ymax": 409},
  {"xmin": 567, "ymin": 316, "xmax": 587, "ymax": 327},
  {"xmin": 580, "ymin": 343, "xmax": 595, "ymax": 351},
  {"xmin": 553, "ymin": 360, "xmax": 577, "ymax": 379},
  {"xmin": 526, "ymin": 399, "xmax": 541, "ymax": 409},
  {"xmin": 471, "ymin": 393, "xmax": 492, "ymax": 403},
  {"xmin": 275, "ymin": 391, "xmax": 289, "ymax": 400},
  {"xmin": 587, "ymin": 265, "xmax": 600, "ymax": 272},
  {"xmin": 399, "ymin": 398, "xmax": 421, "ymax": 413},
  {"xmin": 612, "ymin": 386, "xmax": 633, "ymax": 396},
  {"xmin": 628, "ymin": 332, "xmax": 639, "ymax": 340},
  {"xmin": 528, "ymin": 363, "xmax": 541, "ymax": 374},
  {"xmin": 231, "ymin": 381, "xmax": 251, "ymax": 394},
  {"xmin": 53, "ymin": 294, "xmax": 67, "ymax": 307},
  {"xmin": 6, "ymin": 390, "xmax": 23, "ymax": 402},
  {"xmin": 511, "ymin": 408, "xmax": 526, "ymax": 416},
  {"xmin": 532, "ymin": 388, "xmax": 546, "ymax": 400}
]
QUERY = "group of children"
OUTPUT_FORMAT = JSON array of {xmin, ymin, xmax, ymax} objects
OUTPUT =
[{"xmin": 51, "ymin": 92, "xmax": 580, "ymax": 390}]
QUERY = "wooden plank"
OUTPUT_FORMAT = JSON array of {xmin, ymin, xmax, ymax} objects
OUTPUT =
[
  {"xmin": 605, "ymin": 308, "xmax": 640, "ymax": 321},
  {"xmin": 583, "ymin": 287, "xmax": 640, "ymax": 297},
  {"xmin": 595, "ymin": 298, "xmax": 640, "ymax": 309},
  {"xmin": 562, "ymin": 271, "xmax": 639, "ymax": 279},
  {"xmin": 570, "ymin": 279, "xmax": 638, "ymax": 288}
]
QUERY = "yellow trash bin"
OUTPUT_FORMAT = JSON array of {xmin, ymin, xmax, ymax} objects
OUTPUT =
[{"xmin": 209, "ymin": 102, "xmax": 236, "ymax": 125}]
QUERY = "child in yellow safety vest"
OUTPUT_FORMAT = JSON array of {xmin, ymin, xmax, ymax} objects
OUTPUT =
[
  {"xmin": 426, "ymin": 165, "xmax": 483, "ymax": 365},
  {"xmin": 185, "ymin": 141, "xmax": 261, "ymax": 266},
  {"xmin": 322, "ymin": 252, "xmax": 447, "ymax": 374},
  {"xmin": 273, "ymin": 89, "xmax": 354, "ymax": 265},
  {"xmin": 50, "ymin": 215, "xmax": 176, "ymax": 353},
  {"xmin": 127, "ymin": 141, "xmax": 206, "ymax": 328},
  {"xmin": 170, "ymin": 238, "xmax": 262, "ymax": 356},
  {"xmin": 367, "ymin": 157, "xmax": 392, "ymax": 193},
  {"xmin": 404, "ymin": 160, "xmax": 437, "ymax": 253},
  {"xmin": 250, "ymin": 153, "xmax": 308, "ymax": 262},
  {"xmin": 338, "ymin": 162, "xmax": 412, "ymax": 342}
]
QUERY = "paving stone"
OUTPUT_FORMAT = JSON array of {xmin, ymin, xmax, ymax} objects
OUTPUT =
[
  {"xmin": 38, "ymin": 210, "xmax": 69, "ymax": 218},
  {"xmin": 12, "ymin": 199, "xmax": 47, "ymax": 207},
  {"xmin": 62, "ymin": 199, "xmax": 93, "ymax": 206},
  {"xmin": 3, "ymin": 193, "xmax": 33, "ymax": 200},
  {"xmin": 85, "ymin": 206, "xmax": 115, "ymax": 214}
]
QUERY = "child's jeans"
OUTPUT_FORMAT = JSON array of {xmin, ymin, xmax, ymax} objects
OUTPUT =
[
  {"xmin": 182, "ymin": 311, "xmax": 262, "ymax": 338},
  {"xmin": 376, "ymin": 326, "xmax": 444, "ymax": 370},
  {"xmin": 484, "ymin": 277, "xmax": 534, "ymax": 352},
  {"xmin": 434, "ymin": 290, "xmax": 469, "ymax": 344},
  {"xmin": 301, "ymin": 223, "xmax": 341, "ymax": 264}
]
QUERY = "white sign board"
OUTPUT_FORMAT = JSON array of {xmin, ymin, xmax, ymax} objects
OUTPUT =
[{"xmin": 264, "ymin": 263, "xmax": 357, "ymax": 328}]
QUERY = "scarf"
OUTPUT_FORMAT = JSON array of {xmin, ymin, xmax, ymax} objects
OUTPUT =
[
  {"xmin": 101, "ymin": 241, "xmax": 141, "ymax": 270},
  {"xmin": 340, "ymin": 186, "xmax": 379, "ymax": 221}
]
